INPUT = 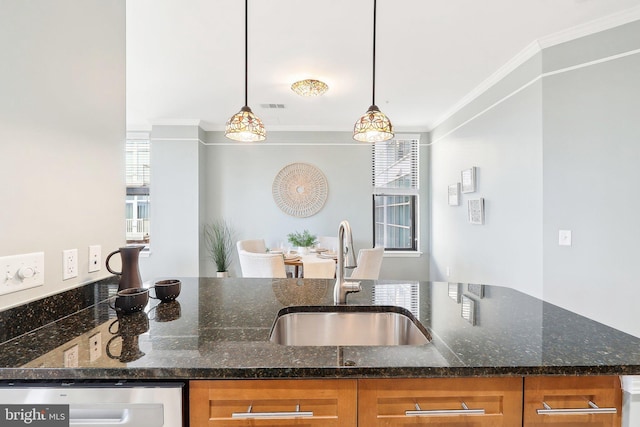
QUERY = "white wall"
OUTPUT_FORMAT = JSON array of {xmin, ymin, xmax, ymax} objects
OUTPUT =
[
  {"xmin": 430, "ymin": 20, "xmax": 640, "ymax": 337},
  {"xmin": 0, "ymin": 0, "xmax": 126, "ymax": 310}
]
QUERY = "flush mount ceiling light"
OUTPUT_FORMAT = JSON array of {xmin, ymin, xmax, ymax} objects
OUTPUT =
[
  {"xmin": 225, "ymin": 0, "xmax": 266, "ymax": 142},
  {"xmin": 353, "ymin": 0, "xmax": 394, "ymax": 143},
  {"xmin": 291, "ymin": 79, "xmax": 329, "ymax": 97}
]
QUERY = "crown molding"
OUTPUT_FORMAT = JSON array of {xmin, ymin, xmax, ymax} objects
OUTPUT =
[
  {"xmin": 538, "ymin": 5, "xmax": 640, "ymax": 49},
  {"xmin": 432, "ymin": 6, "xmax": 640, "ymax": 131}
]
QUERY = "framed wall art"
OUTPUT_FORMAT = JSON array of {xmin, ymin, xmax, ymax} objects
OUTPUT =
[
  {"xmin": 468, "ymin": 198, "xmax": 485, "ymax": 225},
  {"xmin": 272, "ymin": 163, "xmax": 328, "ymax": 218},
  {"xmin": 448, "ymin": 183, "xmax": 460, "ymax": 206},
  {"xmin": 461, "ymin": 167, "xmax": 477, "ymax": 193}
]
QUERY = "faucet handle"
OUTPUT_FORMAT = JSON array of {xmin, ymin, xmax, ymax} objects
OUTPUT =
[{"xmin": 343, "ymin": 281, "xmax": 361, "ymax": 293}]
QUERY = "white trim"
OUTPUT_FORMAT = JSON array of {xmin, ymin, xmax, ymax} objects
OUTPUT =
[
  {"xmin": 202, "ymin": 141, "xmax": 376, "ymax": 146},
  {"xmin": 150, "ymin": 119, "xmax": 203, "ymax": 127},
  {"xmin": 126, "ymin": 131, "xmax": 150, "ymax": 140},
  {"xmin": 431, "ymin": 47, "xmax": 640, "ymax": 146},
  {"xmin": 432, "ymin": 8, "xmax": 640, "ymax": 131},
  {"xmin": 538, "ymin": 5, "xmax": 640, "ymax": 49},
  {"xmin": 432, "ymin": 41, "xmax": 542, "ymax": 130},
  {"xmin": 383, "ymin": 251, "xmax": 423, "ymax": 258},
  {"xmin": 543, "ymin": 48, "xmax": 640, "ymax": 77},
  {"xmin": 621, "ymin": 376, "xmax": 640, "ymax": 394},
  {"xmin": 149, "ymin": 137, "xmax": 208, "ymax": 146}
]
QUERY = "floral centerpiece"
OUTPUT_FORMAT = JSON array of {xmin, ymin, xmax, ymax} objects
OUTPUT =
[{"xmin": 287, "ymin": 230, "xmax": 317, "ymax": 255}]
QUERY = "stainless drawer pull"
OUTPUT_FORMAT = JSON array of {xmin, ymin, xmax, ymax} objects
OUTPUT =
[
  {"xmin": 232, "ymin": 404, "xmax": 314, "ymax": 419},
  {"xmin": 406, "ymin": 402, "xmax": 486, "ymax": 416},
  {"xmin": 537, "ymin": 400, "xmax": 617, "ymax": 415}
]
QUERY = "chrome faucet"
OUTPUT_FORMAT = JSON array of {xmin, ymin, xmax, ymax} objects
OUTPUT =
[{"xmin": 334, "ymin": 220, "xmax": 361, "ymax": 304}]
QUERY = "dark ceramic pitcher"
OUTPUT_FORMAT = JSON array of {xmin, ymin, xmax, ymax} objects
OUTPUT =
[{"xmin": 106, "ymin": 245, "xmax": 144, "ymax": 292}]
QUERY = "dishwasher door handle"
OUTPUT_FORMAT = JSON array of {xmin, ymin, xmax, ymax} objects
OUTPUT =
[{"xmin": 71, "ymin": 404, "xmax": 164, "ymax": 426}]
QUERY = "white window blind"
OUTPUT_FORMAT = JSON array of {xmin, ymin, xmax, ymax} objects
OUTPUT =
[
  {"xmin": 126, "ymin": 139, "xmax": 150, "ymax": 187},
  {"xmin": 372, "ymin": 137, "xmax": 419, "ymax": 192},
  {"xmin": 372, "ymin": 282, "xmax": 420, "ymax": 317}
]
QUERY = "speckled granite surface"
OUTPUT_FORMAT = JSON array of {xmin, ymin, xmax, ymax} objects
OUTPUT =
[{"xmin": 1, "ymin": 277, "xmax": 640, "ymax": 380}]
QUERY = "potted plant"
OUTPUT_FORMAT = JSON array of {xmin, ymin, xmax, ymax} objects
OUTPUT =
[
  {"xmin": 287, "ymin": 230, "xmax": 317, "ymax": 255},
  {"xmin": 203, "ymin": 220, "xmax": 235, "ymax": 277}
]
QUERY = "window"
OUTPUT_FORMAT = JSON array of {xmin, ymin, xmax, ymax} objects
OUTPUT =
[
  {"xmin": 126, "ymin": 137, "xmax": 150, "ymax": 244},
  {"xmin": 372, "ymin": 136, "xmax": 419, "ymax": 251}
]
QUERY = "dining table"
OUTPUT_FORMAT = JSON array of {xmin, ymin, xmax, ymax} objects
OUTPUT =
[{"xmin": 283, "ymin": 250, "xmax": 337, "ymax": 278}]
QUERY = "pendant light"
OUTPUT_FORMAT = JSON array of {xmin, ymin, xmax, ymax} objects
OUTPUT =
[
  {"xmin": 225, "ymin": 0, "xmax": 266, "ymax": 142},
  {"xmin": 353, "ymin": 0, "xmax": 394, "ymax": 143}
]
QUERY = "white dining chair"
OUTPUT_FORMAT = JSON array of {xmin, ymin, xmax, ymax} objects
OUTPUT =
[
  {"xmin": 236, "ymin": 239, "xmax": 267, "ymax": 253},
  {"xmin": 317, "ymin": 236, "xmax": 338, "ymax": 251},
  {"xmin": 302, "ymin": 257, "xmax": 336, "ymax": 279},
  {"xmin": 349, "ymin": 247, "xmax": 384, "ymax": 280},
  {"xmin": 237, "ymin": 250, "xmax": 287, "ymax": 278}
]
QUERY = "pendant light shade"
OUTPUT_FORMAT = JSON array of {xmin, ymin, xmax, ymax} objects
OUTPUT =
[
  {"xmin": 353, "ymin": 0, "xmax": 394, "ymax": 143},
  {"xmin": 225, "ymin": 0, "xmax": 266, "ymax": 142},
  {"xmin": 225, "ymin": 106, "xmax": 266, "ymax": 142},
  {"xmin": 353, "ymin": 104, "xmax": 394, "ymax": 142}
]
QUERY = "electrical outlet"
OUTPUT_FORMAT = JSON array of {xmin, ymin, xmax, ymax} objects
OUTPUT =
[
  {"xmin": 63, "ymin": 344, "xmax": 79, "ymax": 368},
  {"xmin": 88, "ymin": 245, "xmax": 101, "ymax": 273},
  {"xmin": 559, "ymin": 230, "xmax": 572, "ymax": 246},
  {"xmin": 89, "ymin": 332, "xmax": 102, "ymax": 362},
  {"xmin": 62, "ymin": 249, "xmax": 78, "ymax": 280}
]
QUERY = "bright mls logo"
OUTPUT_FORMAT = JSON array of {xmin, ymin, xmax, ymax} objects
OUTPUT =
[{"xmin": 1, "ymin": 405, "xmax": 69, "ymax": 426}]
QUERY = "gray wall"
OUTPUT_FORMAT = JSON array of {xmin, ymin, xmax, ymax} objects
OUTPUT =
[
  {"xmin": 140, "ymin": 126, "xmax": 202, "ymax": 280},
  {"xmin": 141, "ymin": 130, "xmax": 430, "ymax": 281},
  {"xmin": 202, "ymin": 131, "xmax": 431, "ymax": 280},
  {"xmin": 430, "ymin": 20, "xmax": 640, "ymax": 337},
  {"xmin": 542, "ymin": 23, "xmax": 640, "ymax": 335},
  {"xmin": 0, "ymin": 0, "xmax": 126, "ymax": 310}
]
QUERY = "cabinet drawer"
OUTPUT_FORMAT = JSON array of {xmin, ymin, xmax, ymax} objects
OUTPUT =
[
  {"xmin": 524, "ymin": 376, "xmax": 621, "ymax": 426},
  {"xmin": 190, "ymin": 379, "xmax": 357, "ymax": 427},
  {"xmin": 358, "ymin": 377, "xmax": 523, "ymax": 426}
]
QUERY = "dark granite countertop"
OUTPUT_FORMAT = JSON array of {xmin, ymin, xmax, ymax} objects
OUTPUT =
[{"xmin": 1, "ymin": 277, "xmax": 640, "ymax": 380}]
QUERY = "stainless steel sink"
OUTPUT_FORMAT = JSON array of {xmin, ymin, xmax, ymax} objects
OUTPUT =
[{"xmin": 269, "ymin": 306, "xmax": 431, "ymax": 346}]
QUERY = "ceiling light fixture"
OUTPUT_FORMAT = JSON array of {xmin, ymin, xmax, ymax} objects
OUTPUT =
[
  {"xmin": 225, "ymin": 0, "xmax": 266, "ymax": 142},
  {"xmin": 353, "ymin": 0, "xmax": 394, "ymax": 143},
  {"xmin": 291, "ymin": 79, "xmax": 329, "ymax": 97}
]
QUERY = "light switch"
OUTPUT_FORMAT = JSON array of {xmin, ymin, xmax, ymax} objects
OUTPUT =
[{"xmin": 559, "ymin": 230, "xmax": 572, "ymax": 246}]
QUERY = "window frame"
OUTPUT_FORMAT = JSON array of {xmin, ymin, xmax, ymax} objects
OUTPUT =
[
  {"xmin": 371, "ymin": 135, "xmax": 420, "ymax": 253},
  {"xmin": 372, "ymin": 194, "xmax": 418, "ymax": 251},
  {"xmin": 125, "ymin": 134, "xmax": 151, "ymax": 247}
]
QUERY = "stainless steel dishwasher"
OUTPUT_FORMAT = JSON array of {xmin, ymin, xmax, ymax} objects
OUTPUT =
[{"xmin": 0, "ymin": 381, "xmax": 184, "ymax": 426}]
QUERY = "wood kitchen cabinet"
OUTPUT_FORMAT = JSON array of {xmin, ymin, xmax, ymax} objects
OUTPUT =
[
  {"xmin": 190, "ymin": 379, "xmax": 357, "ymax": 426},
  {"xmin": 358, "ymin": 377, "xmax": 523, "ymax": 426},
  {"xmin": 523, "ymin": 375, "xmax": 622, "ymax": 426},
  {"xmin": 190, "ymin": 375, "xmax": 622, "ymax": 427}
]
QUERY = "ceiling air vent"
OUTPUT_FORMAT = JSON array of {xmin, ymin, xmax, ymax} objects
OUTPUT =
[{"xmin": 260, "ymin": 103, "xmax": 286, "ymax": 109}]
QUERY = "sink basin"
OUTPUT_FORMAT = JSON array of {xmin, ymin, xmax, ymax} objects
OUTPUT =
[{"xmin": 269, "ymin": 306, "xmax": 431, "ymax": 346}]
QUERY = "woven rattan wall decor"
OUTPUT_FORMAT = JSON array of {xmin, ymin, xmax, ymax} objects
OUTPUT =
[{"xmin": 272, "ymin": 163, "xmax": 328, "ymax": 217}]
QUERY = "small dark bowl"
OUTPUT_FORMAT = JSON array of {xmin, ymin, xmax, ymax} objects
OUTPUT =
[
  {"xmin": 151, "ymin": 279, "xmax": 181, "ymax": 302},
  {"xmin": 111, "ymin": 287, "xmax": 149, "ymax": 314},
  {"xmin": 150, "ymin": 300, "xmax": 182, "ymax": 322},
  {"xmin": 109, "ymin": 310, "xmax": 149, "ymax": 335}
]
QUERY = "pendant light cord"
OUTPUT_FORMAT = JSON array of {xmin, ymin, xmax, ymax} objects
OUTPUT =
[
  {"xmin": 244, "ymin": 0, "xmax": 248, "ymax": 107},
  {"xmin": 372, "ymin": 0, "xmax": 377, "ymax": 107}
]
